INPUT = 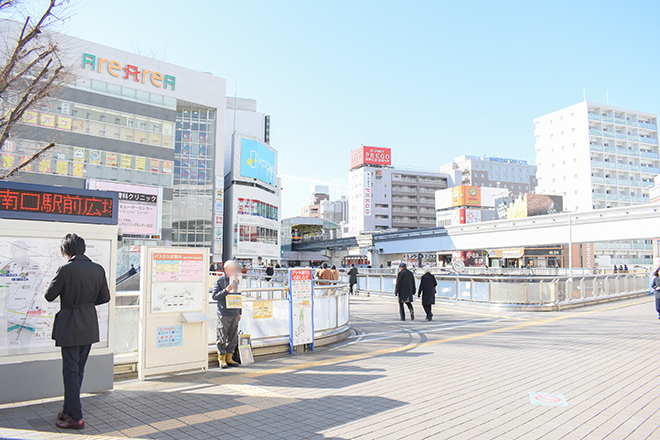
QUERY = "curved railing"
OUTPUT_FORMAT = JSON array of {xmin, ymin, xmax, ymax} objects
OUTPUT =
[
  {"xmin": 113, "ymin": 278, "xmax": 350, "ymax": 372},
  {"xmin": 353, "ymin": 271, "xmax": 650, "ymax": 311}
]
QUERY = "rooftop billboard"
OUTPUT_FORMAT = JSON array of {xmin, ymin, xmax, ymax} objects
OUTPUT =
[
  {"xmin": 496, "ymin": 193, "xmax": 563, "ymax": 219},
  {"xmin": 350, "ymin": 146, "xmax": 391, "ymax": 169},
  {"xmin": 451, "ymin": 185, "xmax": 481, "ymax": 207}
]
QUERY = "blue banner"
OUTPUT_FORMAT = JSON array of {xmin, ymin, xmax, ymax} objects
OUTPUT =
[{"xmin": 240, "ymin": 139, "xmax": 276, "ymax": 186}]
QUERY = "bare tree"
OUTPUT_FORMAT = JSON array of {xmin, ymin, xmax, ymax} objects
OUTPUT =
[{"xmin": 0, "ymin": 0, "xmax": 71, "ymax": 180}]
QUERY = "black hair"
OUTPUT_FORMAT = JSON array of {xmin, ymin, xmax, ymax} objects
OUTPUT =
[
  {"xmin": 322, "ymin": 263, "xmax": 328, "ymax": 269},
  {"xmin": 331, "ymin": 265, "xmax": 336, "ymax": 270},
  {"xmin": 654, "ymin": 269, "xmax": 659, "ymax": 277},
  {"xmin": 60, "ymin": 233, "xmax": 86, "ymax": 257}
]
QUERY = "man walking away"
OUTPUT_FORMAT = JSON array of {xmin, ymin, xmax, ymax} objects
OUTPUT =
[
  {"xmin": 652, "ymin": 269, "xmax": 660, "ymax": 319},
  {"xmin": 330, "ymin": 265, "xmax": 339, "ymax": 281},
  {"xmin": 212, "ymin": 260, "xmax": 242, "ymax": 368},
  {"xmin": 418, "ymin": 266, "xmax": 437, "ymax": 321},
  {"xmin": 318, "ymin": 263, "xmax": 334, "ymax": 283},
  {"xmin": 348, "ymin": 264, "xmax": 358, "ymax": 295},
  {"xmin": 265, "ymin": 263, "xmax": 274, "ymax": 282},
  {"xmin": 395, "ymin": 263, "xmax": 415, "ymax": 321},
  {"xmin": 45, "ymin": 233, "xmax": 111, "ymax": 430}
]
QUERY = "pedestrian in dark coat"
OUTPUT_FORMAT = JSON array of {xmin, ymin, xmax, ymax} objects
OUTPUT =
[
  {"xmin": 394, "ymin": 263, "xmax": 415, "ymax": 321},
  {"xmin": 652, "ymin": 269, "xmax": 660, "ymax": 319},
  {"xmin": 348, "ymin": 264, "xmax": 358, "ymax": 295},
  {"xmin": 45, "ymin": 233, "xmax": 111, "ymax": 430},
  {"xmin": 417, "ymin": 266, "xmax": 437, "ymax": 321}
]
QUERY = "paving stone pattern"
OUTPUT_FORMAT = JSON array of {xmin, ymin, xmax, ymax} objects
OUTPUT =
[{"xmin": 1, "ymin": 296, "xmax": 659, "ymax": 439}]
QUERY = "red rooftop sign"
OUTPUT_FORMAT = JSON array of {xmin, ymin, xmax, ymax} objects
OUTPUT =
[{"xmin": 350, "ymin": 146, "xmax": 391, "ymax": 169}]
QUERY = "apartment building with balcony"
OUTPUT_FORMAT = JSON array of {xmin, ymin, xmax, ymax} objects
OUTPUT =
[
  {"xmin": 347, "ymin": 165, "xmax": 453, "ymax": 234},
  {"xmin": 534, "ymin": 101, "xmax": 659, "ymax": 266},
  {"xmin": 440, "ymin": 155, "xmax": 537, "ymax": 194}
]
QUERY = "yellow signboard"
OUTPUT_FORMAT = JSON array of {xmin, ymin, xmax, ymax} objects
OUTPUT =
[
  {"xmin": 106, "ymin": 152, "xmax": 117, "ymax": 167},
  {"xmin": 226, "ymin": 295, "xmax": 243, "ymax": 309},
  {"xmin": 253, "ymin": 300, "xmax": 273, "ymax": 319},
  {"xmin": 120, "ymin": 154, "xmax": 132, "ymax": 169},
  {"xmin": 135, "ymin": 156, "xmax": 146, "ymax": 171}
]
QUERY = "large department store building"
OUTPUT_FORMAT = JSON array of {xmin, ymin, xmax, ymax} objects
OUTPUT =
[{"xmin": 0, "ymin": 21, "xmax": 233, "ymax": 272}]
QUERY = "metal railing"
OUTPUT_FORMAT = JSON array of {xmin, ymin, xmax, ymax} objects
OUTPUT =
[
  {"xmin": 113, "ymin": 277, "xmax": 351, "ymax": 370},
  {"xmin": 353, "ymin": 271, "xmax": 649, "ymax": 310}
]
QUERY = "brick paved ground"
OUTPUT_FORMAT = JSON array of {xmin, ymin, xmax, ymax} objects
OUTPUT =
[{"xmin": 1, "ymin": 295, "xmax": 659, "ymax": 439}]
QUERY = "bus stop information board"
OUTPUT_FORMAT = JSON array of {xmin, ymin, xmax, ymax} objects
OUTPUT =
[{"xmin": 288, "ymin": 268, "xmax": 314, "ymax": 353}]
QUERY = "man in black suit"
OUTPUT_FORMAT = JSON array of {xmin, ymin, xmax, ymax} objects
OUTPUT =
[
  {"xmin": 45, "ymin": 233, "xmax": 111, "ymax": 430},
  {"xmin": 394, "ymin": 262, "xmax": 415, "ymax": 321}
]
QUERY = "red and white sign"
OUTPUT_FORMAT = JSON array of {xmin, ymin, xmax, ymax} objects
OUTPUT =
[
  {"xmin": 364, "ymin": 171, "xmax": 372, "ymax": 216},
  {"xmin": 465, "ymin": 209, "xmax": 481, "ymax": 224},
  {"xmin": 529, "ymin": 392, "xmax": 568, "ymax": 407},
  {"xmin": 350, "ymin": 146, "xmax": 391, "ymax": 169}
]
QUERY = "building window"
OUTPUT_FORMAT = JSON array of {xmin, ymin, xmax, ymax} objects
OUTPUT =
[
  {"xmin": 571, "ymin": 113, "xmax": 574, "ymax": 117},
  {"xmin": 573, "ymin": 158, "xmax": 577, "ymax": 163},
  {"xmin": 575, "ymin": 190, "xmax": 578, "ymax": 194},
  {"xmin": 572, "ymin": 128, "xmax": 575, "ymax": 132},
  {"xmin": 574, "ymin": 174, "xmax": 578, "ymax": 178}
]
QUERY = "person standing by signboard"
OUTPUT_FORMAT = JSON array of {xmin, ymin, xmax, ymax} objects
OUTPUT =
[
  {"xmin": 44, "ymin": 233, "xmax": 111, "ymax": 430},
  {"xmin": 211, "ymin": 261, "xmax": 242, "ymax": 368}
]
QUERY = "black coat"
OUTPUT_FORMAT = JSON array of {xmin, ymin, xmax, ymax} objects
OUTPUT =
[
  {"xmin": 417, "ymin": 272, "xmax": 437, "ymax": 305},
  {"xmin": 45, "ymin": 255, "xmax": 111, "ymax": 347},
  {"xmin": 212, "ymin": 275, "xmax": 242, "ymax": 316},
  {"xmin": 348, "ymin": 267, "xmax": 358, "ymax": 284},
  {"xmin": 394, "ymin": 268, "xmax": 416, "ymax": 303}
]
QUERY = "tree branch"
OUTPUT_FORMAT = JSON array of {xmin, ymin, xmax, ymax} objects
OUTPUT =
[{"xmin": 0, "ymin": 141, "xmax": 55, "ymax": 181}]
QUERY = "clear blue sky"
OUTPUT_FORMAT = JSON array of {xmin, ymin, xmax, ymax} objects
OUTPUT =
[{"xmin": 60, "ymin": 0, "xmax": 660, "ymax": 217}]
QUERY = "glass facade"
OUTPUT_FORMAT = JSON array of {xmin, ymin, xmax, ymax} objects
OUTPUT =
[{"xmin": 172, "ymin": 106, "xmax": 216, "ymax": 247}]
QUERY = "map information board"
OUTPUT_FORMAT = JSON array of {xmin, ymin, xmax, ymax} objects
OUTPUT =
[
  {"xmin": 151, "ymin": 252, "xmax": 205, "ymax": 313},
  {"xmin": 0, "ymin": 236, "xmax": 111, "ymax": 356}
]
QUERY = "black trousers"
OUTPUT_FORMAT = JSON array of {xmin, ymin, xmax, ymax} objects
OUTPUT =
[
  {"xmin": 655, "ymin": 297, "xmax": 660, "ymax": 315},
  {"xmin": 423, "ymin": 304, "xmax": 433, "ymax": 318},
  {"xmin": 399, "ymin": 302, "xmax": 413, "ymax": 320},
  {"xmin": 217, "ymin": 314, "xmax": 240, "ymax": 355},
  {"xmin": 349, "ymin": 283, "xmax": 356, "ymax": 294},
  {"xmin": 61, "ymin": 344, "xmax": 91, "ymax": 421}
]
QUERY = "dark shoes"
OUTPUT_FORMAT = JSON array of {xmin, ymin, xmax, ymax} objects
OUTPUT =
[
  {"xmin": 57, "ymin": 411, "xmax": 68, "ymax": 421},
  {"xmin": 411, "ymin": 312, "xmax": 415, "ymax": 321},
  {"xmin": 56, "ymin": 417, "xmax": 84, "ymax": 430},
  {"xmin": 400, "ymin": 317, "xmax": 405, "ymax": 321}
]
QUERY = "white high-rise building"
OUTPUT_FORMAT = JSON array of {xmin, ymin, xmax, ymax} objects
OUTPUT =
[
  {"xmin": 534, "ymin": 101, "xmax": 659, "ymax": 211},
  {"xmin": 440, "ymin": 155, "xmax": 537, "ymax": 194},
  {"xmin": 534, "ymin": 101, "xmax": 659, "ymax": 266}
]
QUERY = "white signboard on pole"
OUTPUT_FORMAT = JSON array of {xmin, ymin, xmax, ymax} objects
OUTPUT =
[
  {"xmin": 288, "ymin": 268, "xmax": 314, "ymax": 353},
  {"xmin": 139, "ymin": 246, "xmax": 209, "ymax": 380}
]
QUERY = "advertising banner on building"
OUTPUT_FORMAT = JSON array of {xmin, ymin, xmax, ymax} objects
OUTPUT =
[
  {"xmin": 88, "ymin": 180, "xmax": 162, "ymax": 238},
  {"xmin": 350, "ymin": 146, "xmax": 392, "ymax": 169},
  {"xmin": 496, "ymin": 194, "xmax": 563, "ymax": 219},
  {"xmin": 364, "ymin": 171, "xmax": 372, "ymax": 215},
  {"xmin": 451, "ymin": 186, "xmax": 481, "ymax": 207},
  {"xmin": 240, "ymin": 138, "xmax": 276, "ymax": 186},
  {"xmin": 465, "ymin": 209, "xmax": 481, "ymax": 224}
]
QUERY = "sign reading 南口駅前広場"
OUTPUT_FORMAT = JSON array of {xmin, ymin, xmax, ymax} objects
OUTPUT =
[
  {"xmin": 82, "ymin": 53, "xmax": 176, "ymax": 91},
  {"xmin": 0, "ymin": 181, "xmax": 118, "ymax": 225}
]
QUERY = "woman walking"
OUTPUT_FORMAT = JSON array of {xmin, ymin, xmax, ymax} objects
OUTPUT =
[
  {"xmin": 653, "ymin": 269, "xmax": 660, "ymax": 319},
  {"xmin": 418, "ymin": 266, "xmax": 437, "ymax": 321}
]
